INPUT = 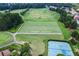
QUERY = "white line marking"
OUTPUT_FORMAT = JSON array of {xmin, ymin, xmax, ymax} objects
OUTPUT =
[
  {"xmin": 17, "ymin": 23, "xmax": 24, "ymax": 32},
  {"xmin": 15, "ymin": 32, "xmax": 62, "ymax": 35}
]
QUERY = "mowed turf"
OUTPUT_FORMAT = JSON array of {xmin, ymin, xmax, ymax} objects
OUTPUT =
[
  {"xmin": 16, "ymin": 8, "xmax": 64, "ymax": 55},
  {"xmin": 16, "ymin": 34, "xmax": 64, "ymax": 55},
  {"xmin": 23, "ymin": 8, "xmax": 60, "ymax": 22},
  {"xmin": 17, "ymin": 22, "xmax": 62, "ymax": 33},
  {"xmin": 17, "ymin": 8, "xmax": 61, "ymax": 33},
  {"xmin": 0, "ymin": 32, "xmax": 13, "ymax": 47},
  {"xmin": 10, "ymin": 9, "xmax": 26, "ymax": 13}
]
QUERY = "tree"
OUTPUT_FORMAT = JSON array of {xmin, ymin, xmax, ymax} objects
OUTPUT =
[
  {"xmin": 71, "ymin": 31, "xmax": 79, "ymax": 41},
  {"xmin": 70, "ymin": 38, "xmax": 77, "ymax": 45},
  {"xmin": 57, "ymin": 9, "xmax": 67, "ymax": 23},
  {"xmin": 64, "ymin": 15, "xmax": 72, "ymax": 28},
  {"xmin": 70, "ymin": 20, "xmax": 77, "ymax": 29},
  {"xmin": 10, "ymin": 43, "xmax": 31, "ymax": 56},
  {"xmin": 20, "ymin": 43, "xmax": 31, "ymax": 56},
  {"xmin": 10, "ymin": 50, "xmax": 20, "ymax": 56},
  {"xmin": 55, "ymin": 8, "xmax": 77, "ymax": 29},
  {"xmin": 71, "ymin": 31, "xmax": 78, "ymax": 38},
  {"xmin": 0, "ymin": 13, "xmax": 24, "ymax": 31}
]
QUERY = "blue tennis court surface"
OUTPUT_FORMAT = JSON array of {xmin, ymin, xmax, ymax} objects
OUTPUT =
[{"xmin": 48, "ymin": 41, "xmax": 74, "ymax": 56}]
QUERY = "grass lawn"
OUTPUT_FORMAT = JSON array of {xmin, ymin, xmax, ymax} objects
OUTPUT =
[
  {"xmin": 8, "ymin": 24, "xmax": 22, "ymax": 33},
  {"xmin": 0, "ymin": 7, "xmax": 75, "ymax": 56},
  {"xmin": 58, "ymin": 22, "xmax": 71, "ymax": 40},
  {"xmin": 10, "ymin": 9, "xmax": 26, "ymax": 13},
  {"xmin": 17, "ymin": 8, "xmax": 62, "ymax": 33},
  {"xmin": 23, "ymin": 8, "xmax": 60, "ymax": 22},
  {"xmin": 0, "ymin": 8, "xmax": 66, "ymax": 56},
  {"xmin": 16, "ymin": 8, "xmax": 64, "ymax": 55},
  {"xmin": 16, "ymin": 34, "xmax": 64, "ymax": 56},
  {"xmin": 17, "ymin": 22, "xmax": 62, "ymax": 33},
  {"xmin": 0, "ymin": 32, "xmax": 13, "ymax": 47},
  {"xmin": 9, "ymin": 8, "xmax": 61, "ymax": 33}
]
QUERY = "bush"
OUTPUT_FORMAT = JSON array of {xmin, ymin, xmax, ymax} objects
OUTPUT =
[
  {"xmin": 9, "ymin": 43, "xmax": 31, "ymax": 56},
  {"xmin": 57, "ymin": 54, "xmax": 65, "ymax": 56},
  {"xmin": 71, "ymin": 31, "xmax": 79, "ymax": 38},
  {"xmin": 39, "ymin": 54, "xmax": 43, "ymax": 56},
  {"xmin": 10, "ymin": 50, "xmax": 20, "ymax": 56},
  {"xmin": 70, "ymin": 39, "xmax": 77, "ymax": 45},
  {"xmin": 71, "ymin": 31, "xmax": 79, "ymax": 41},
  {"xmin": 70, "ymin": 20, "xmax": 77, "ymax": 29},
  {"xmin": 75, "ymin": 51, "xmax": 79, "ymax": 56},
  {"xmin": 19, "ymin": 43, "xmax": 31, "ymax": 56}
]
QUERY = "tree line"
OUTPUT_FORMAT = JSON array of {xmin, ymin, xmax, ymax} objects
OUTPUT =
[
  {"xmin": 0, "ymin": 3, "xmax": 72, "ymax": 10},
  {"xmin": 49, "ymin": 7, "xmax": 79, "ymax": 55},
  {"xmin": 20, "ymin": 8, "xmax": 30, "ymax": 15},
  {"xmin": 49, "ymin": 7, "xmax": 77, "ymax": 29},
  {"xmin": 0, "ymin": 12, "xmax": 23, "ymax": 31}
]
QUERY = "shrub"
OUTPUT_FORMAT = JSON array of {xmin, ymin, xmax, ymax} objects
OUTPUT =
[
  {"xmin": 70, "ymin": 38, "xmax": 77, "ymax": 45},
  {"xmin": 57, "ymin": 54, "xmax": 65, "ymax": 56},
  {"xmin": 71, "ymin": 31, "xmax": 79, "ymax": 41}
]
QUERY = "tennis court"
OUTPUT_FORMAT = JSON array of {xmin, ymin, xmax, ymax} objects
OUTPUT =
[{"xmin": 48, "ymin": 41, "xmax": 74, "ymax": 56}]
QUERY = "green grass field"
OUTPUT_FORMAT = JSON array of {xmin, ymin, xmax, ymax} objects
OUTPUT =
[
  {"xmin": 23, "ymin": 8, "xmax": 60, "ymax": 22},
  {"xmin": 0, "ymin": 32, "xmax": 13, "ymax": 47},
  {"xmin": 58, "ymin": 22, "xmax": 71, "ymax": 40},
  {"xmin": 17, "ymin": 8, "xmax": 62, "ymax": 33},
  {"xmin": 10, "ymin": 9, "xmax": 26, "ymax": 13},
  {"xmin": 17, "ymin": 22, "xmax": 62, "ymax": 33},
  {"xmin": 15, "ymin": 8, "xmax": 64, "ymax": 55},
  {"xmin": 0, "ymin": 8, "xmax": 66, "ymax": 56},
  {"xmin": 16, "ymin": 34, "xmax": 64, "ymax": 55}
]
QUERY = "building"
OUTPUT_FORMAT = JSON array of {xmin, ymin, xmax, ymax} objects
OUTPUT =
[
  {"xmin": 76, "ymin": 8, "xmax": 79, "ymax": 12},
  {"xmin": 49, "ymin": 6, "xmax": 57, "ymax": 10},
  {"xmin": 74, "ymin": 13, "xmax": 79, "ymax": 26},
  {"xmin": 0, "ymin": 52, "xmax": 2, "ymax": 56},
  {"xmin": 0, "ymin": 49, "xmax": 10, "ymax": 56}
]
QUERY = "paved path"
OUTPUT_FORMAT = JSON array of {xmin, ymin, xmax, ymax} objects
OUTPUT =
[
  {"xmin": 2, "ymin": 20, "xmax": 63, "ymax": 48},
  {"xmin": 3, "ymin": 30, "xmax": 62, "ymax": 48},
  {"xmin": 9, "ymin": 32, "xmax": 25, "ymax": 44}
]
